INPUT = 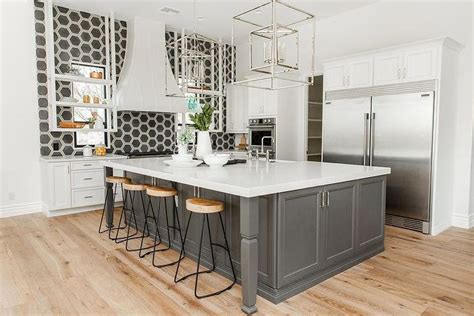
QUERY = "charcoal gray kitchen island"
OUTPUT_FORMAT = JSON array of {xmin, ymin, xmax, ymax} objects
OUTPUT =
[{"xmin": 103, "ymin": 158, "xmax": 390, "ymax": 313}]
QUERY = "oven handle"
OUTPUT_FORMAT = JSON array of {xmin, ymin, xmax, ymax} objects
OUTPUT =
[{"xmin": 249, "ymin": 125, "xmax": 275, "ymax": 129}]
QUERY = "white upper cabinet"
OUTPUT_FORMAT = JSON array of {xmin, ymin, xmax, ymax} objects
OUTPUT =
[
  {"xmin": 324, "ymin": 58, "xmax": 373, "ymax": 91},
  {"xmin": 346, "ymin": 57, "xmax": 373, "ymax": 88},
  {"xmin": 226, "ymin": 84, "xmax": 249, "ymax": 133},
  {"xmin": 323, "ymin": 63, "xmax": 347, "ymax": 91},
  {"xmin": 323, "ymin": 38, "xmax": 449, "ymax": 92},
  {"xmin": 373, "ymin": 52, "xmax": 403, "ymax": 85},
  {"xmin": 403, "ymin": 47, "xmax": 437, "ymax": 82}
]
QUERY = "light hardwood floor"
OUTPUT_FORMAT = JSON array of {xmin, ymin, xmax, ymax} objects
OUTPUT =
[{"xmin": 1, "ymin": 210, "xmax": 473, "ymax": 315}]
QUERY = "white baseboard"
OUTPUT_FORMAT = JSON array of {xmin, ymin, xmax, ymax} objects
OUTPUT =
[
  {"xmin": 0, "ymin": 202, "xmax": 42, "ymax": 218},
  {"xmin": 431, "ymin": 221, "xmax": 452, "ymax": 236},
  {"xmin": 452, "ymin": 212, "xmax": 474, "ymax": 229},
  {"xmin": 45, "ymin": 202, "xmax": 122, "ymax": 217}
]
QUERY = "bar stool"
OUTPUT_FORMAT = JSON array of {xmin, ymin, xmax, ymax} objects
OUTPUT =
[
  {"xmin": 141, "ymin": 186, "xmax": 185, "ymax": 267},
  {"xmin": 98, "ymin": 176, "xmax": 131, "ymax": 235},
  {"xmin": 114, "ymin": 183, "xmax": 157, "ymax": 254},
  {"xmin": 174, "ymin": 197, "xmax": 237, "ymax": 299}
]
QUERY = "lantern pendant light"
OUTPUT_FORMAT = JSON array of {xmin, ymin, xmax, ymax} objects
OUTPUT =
[{"xmin": 232, "ymin": 0, "xmax": 315, "ymax": 90}]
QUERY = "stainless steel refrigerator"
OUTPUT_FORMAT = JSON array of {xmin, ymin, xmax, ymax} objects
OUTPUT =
[{"xmin": 322, "ymin": 92, "xmax": 435, "ymax": 234}]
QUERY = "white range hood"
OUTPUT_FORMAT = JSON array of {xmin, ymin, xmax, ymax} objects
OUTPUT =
[{"xmin": 116, "ymin": 17, "xmax": 186, "ymax": 113}]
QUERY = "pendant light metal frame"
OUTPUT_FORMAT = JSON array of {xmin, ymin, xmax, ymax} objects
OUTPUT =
[{"xmin": 231, "ymin": 0, "xmax": 315, "ymax": 90}]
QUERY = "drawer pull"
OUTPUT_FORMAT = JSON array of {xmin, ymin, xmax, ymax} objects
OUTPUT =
[
  {"xmin": 83, "ymin": 164, "xmax": 92, "ymax": 166},
  {"xmin": 83, "ymin": 177, "xmax": 93, "ymax": 180},
  {"xmin": 84, "ymin": 196, "xmax": 94, "ymax": 199}
]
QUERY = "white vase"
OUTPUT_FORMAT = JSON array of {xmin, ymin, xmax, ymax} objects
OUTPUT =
[
  {"xmin": 178, "ymin": 144, "xmax": 188, "ymax": 155},
  {"xmin": 195, "ymin": 131, "xmax": 212, "ymax": 159}
]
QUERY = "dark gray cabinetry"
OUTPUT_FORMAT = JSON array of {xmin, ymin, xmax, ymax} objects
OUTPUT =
[
  {"xmin": 125, "ymin": 171, "xmax": 386, "ymax": 304},
  {"xmin": 323, "ymin": 181, "xmax": 357, "ymax": 266},
  {"xmin": 277, "ymin": 187, "xmax": 323, "ymax": 288},
  {"xmin": 357, "ymin": 177, "xmax": 386, "ymax": 250}
]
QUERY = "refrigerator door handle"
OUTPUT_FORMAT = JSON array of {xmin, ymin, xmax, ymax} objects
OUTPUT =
[
  {"xmin": 369, "ymin": 112, "xmax": 376, "ymax": 166},
  {"xmin": 363, "ymin": 113, "xmax": 369, "ymax": 165}
]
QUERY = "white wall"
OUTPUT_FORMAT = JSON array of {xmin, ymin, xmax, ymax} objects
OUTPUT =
[{"xmin": 0, "ymin": 0, "xmax": 42, "ymax": 217}]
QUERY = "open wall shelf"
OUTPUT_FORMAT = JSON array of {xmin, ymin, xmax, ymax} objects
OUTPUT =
[
  {"xmin": 44, "ymin": 0, "xmax": 118, "ymax": 132},
  {"xmin": 307, "ymin": 75, "xmax": 323, "ymax": 161}
]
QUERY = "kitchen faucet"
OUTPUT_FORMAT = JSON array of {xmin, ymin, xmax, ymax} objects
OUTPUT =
[{"xmin": 258, "ymin": 136, "xmax": 274, "ymax": 162}]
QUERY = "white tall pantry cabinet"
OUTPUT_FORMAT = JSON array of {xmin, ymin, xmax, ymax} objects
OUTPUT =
[{"xmin": 322, "ymin": 37, "xmax": 463, "ymax": 235}]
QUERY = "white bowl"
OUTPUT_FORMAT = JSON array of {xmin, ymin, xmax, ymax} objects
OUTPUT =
[
  {"xmin": 204, "ymin": 153, "xmax": 230, "ymax": 168},
  {"xmin": 172, "ymin": 154, "xmax": 193, "ymax": 162}
]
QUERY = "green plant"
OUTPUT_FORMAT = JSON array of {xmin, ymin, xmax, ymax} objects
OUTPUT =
[
  {"xmin": 177, "ymin": 126, "xmax": 195, "ymax": 145},
  {"xmin": 189, "ymin": 103, "xmax": 214, "ymax": 131}
]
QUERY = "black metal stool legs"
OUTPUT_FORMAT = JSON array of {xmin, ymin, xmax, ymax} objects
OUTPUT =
[
  {"xmin": 150, "ymin": 196, "xmax": 186, "ymax": 268},
  {"xmin": 174, "ymin": 212, "xmax": 236, "ymax": 299},
  {"xmin": 99, "ymin": 183, "xmax": 127, "ymax": 234}
]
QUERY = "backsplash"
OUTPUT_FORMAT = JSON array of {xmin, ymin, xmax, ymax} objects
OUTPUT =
[{"xmin": 34, "ymin": 2, "xmax": 234, "ymax": 157}]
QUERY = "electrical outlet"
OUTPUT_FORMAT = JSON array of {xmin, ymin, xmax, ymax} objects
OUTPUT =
[{"xmin": 53, "ymin": 142, "xmax": 59, "ymax": 150}]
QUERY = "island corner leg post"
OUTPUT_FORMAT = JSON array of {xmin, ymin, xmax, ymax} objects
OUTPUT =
[
  {"xmin": 105, "ymin": 167, "xmax": 114, "ymax": 228},
  {"xmin": 240, "ymin": 196, "xmax": 259, "ymax": 314}
]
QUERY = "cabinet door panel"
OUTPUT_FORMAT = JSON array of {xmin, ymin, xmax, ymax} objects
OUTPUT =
[
  {"xmin": 324, "ymin": 181, "xmax": 356, "ymax": 266},
  {"xmin": 324, "ymin": 63, "xmax": 346, "ymax": 91},
  {"xmin": 373, "ymin": 53, "xmax": 403, "ymax": 85},
  {"xmin": 248, "ymin": 87, "xmax": 265, "ymax": 117},
  {"xmin": 404, "ymin": 47, "xmax": 437, "ymax": 81},
  {"xmin": 226, "ymin": 85, "xmax": 249, "ymax": 133},
  {"xmin": 48, "ymin": 162, "xmax": 71, "ymax": 210},
  {"xmin": 347, "ymin": 58, "xmax": 373, "ymax": 88},
  {"xmin": 357, "ymin": 177, "xmax": 385, "ymax": 251},
  {"xmin": 263, "ymin": 90, "xmax": 278, "ymax": 116},
  {"xmin": 277, "ymin": 188, "xmax": 323, "ymax": 288}
]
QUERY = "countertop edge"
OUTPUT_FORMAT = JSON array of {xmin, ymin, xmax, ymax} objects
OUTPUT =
[{"xmin": 102, "ymin": 160, "xmax": 390, "ymax": 198}]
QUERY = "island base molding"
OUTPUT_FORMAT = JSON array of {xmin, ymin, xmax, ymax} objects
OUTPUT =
[{"xmin": 119, "ymin": 172, "xmax": 386, "ymax": 307}]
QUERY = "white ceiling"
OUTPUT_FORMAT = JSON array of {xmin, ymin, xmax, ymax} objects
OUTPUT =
[{"xmin": 53, "ymin": 0, "xmax": 379, "ymax": 41}]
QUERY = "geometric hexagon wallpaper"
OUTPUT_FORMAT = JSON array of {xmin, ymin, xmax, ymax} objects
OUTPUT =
[{"xmin": 34, "ymin": 2, "xmax": 235, "ymax": 157}]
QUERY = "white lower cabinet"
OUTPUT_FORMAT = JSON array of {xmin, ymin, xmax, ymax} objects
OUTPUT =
[
  {"xmin": 72, "ymin": 187, "xmax": 105, "ymax": 208},
  {"xmin": 47, "ymin": 162, "xmax": 71, "ymax": 210},
  {"xmin": 41, "ymin": 157, "xmax": 126, "ymax": 216}
]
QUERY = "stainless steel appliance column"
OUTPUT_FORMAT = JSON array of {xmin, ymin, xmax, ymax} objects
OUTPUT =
[
  {"xmin": 322, "ymin": 97, "xmax": 372, "ymax": 165},
  {"xmin": 371, "ymin": 92, "xmax": 434, "ymax": 231}
]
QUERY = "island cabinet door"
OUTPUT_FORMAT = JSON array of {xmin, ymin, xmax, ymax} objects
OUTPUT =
[
  {"xmin": 276, "ymin": 187, "xmax": 324, "ymax": 288},
  {"xmin": 322, "ymin": 181, "xmax": 357, "ymax": 267},
  {"xmin": 356, "ymin": 176, "xmax": 386, "ymax": 252}
]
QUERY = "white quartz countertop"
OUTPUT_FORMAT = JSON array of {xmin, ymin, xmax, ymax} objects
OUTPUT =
[
  {"xmin": 103, "ymin": 157, "xmax": 390, "ymax": 198},
  {"xmin": 40, "ymin": 154, "xmax": 127, "ymax": 163}
]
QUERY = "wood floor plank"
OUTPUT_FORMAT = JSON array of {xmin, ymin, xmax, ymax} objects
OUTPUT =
[{"xmin": 1, "ymin": 211, "xmax": 473, "ymax": 315}]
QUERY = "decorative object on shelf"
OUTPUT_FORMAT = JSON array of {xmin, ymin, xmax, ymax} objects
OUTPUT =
[
  {"xmin": 177, "ymin": 126, "xmax": 195, "ymax": 155},
  {"xmin": 61, "ymin": 97, "xmax": 78, "ymax": 103},
  {"xmin": 232, "ymin": 0, "xmax": 315, "ymax": 90},
  {"xmin": 91, "ymin": 112, "xmax": 104, "ymax": 129},
  {"xmin": 87, "ymin": 114, "xmax": 96, "ymax": 128},
  {"xmin": 165, "ymin": 0, "xmax": 223, "ymax": 98},
  {"xmin": 83, "ymin": 95, "xmax": 91, "ymax": 103},
  {"xmin": 190, "ymin": 103, "xmax": 214, "ymax": 159},
  {"xmin": 83, "ymin": 145, "xmax": 93, "ymax": 157},
  {"xmin": 95, "ymin": 144, "xmax": 106, "ymax": 156},
  {"xmin": 58, "ymin": 121, "xmax": 85, "ymax": 129},
  {"xmin": 93, "ymin": 96, "xmax": 100, "ymax": 104},
  {"xmin": 90, "ymin": 71, "xmax": 103, "ymax": 79},
  {"xmin": 65, "ymin": 64, "xmax": 82, "ymax": 76}
]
